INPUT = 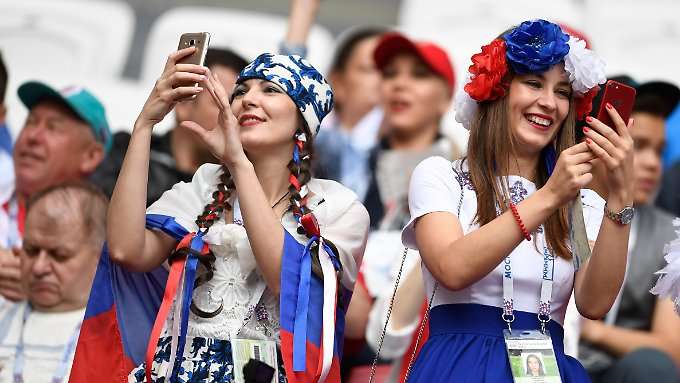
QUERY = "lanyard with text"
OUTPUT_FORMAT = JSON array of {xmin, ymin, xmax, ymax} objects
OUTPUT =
[
  {"xmin": 6, "ymin": 195, "xmax": 22, "ymax": 248},
  {"xmin": 13, "ymin": 305, "xmax": 82, "ymax": 383},
  {"xmin": 502, "ymin": 225, "xmax": 555, "ymax": 333}
]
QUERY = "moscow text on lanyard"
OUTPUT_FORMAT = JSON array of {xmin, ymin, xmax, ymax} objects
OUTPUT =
[{"xmin": 501, "ymin": 224, "xmax": 556, "ymax": 333}]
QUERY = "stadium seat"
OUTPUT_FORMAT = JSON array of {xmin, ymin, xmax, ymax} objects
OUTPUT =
[
  {"xmin": 0, "ymin": 0, "xmax": 135, "ymax": 79},
  {"xmin": 140, "ymin": 6, "xmax": 335, "ymax": 84}
]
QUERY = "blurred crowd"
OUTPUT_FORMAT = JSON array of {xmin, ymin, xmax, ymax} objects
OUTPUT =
[{"xmin": 0, "ymin": 0, "xmax": 679, "ymax": 382}]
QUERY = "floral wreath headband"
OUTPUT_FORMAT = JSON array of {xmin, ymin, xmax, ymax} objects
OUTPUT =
[{"xmin": 454, "ymin": 19, "xmax": 607, "ymax": 130}]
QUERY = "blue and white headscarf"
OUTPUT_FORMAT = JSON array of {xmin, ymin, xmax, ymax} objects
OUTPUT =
[{"xmin": 236, "ymin": 53, "xmax": 334, "ymax": 136}]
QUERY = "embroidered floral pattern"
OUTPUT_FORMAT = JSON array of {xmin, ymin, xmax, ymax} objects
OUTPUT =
[
  {"xmin": 454, "ymin": 169, "xmax": 476, "ymax": 191},
  {"xmin": 509, "ymin": 181, "xmax": 528, "ymax": 204},
  {"xmin": 452, "ymin": 164, "xmax": 475, "ymax": 218}
]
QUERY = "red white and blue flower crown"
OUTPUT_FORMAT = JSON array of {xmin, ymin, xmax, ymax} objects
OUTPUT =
[{"xmin": 454, "ymin": 19, "xmax": 607, "ymax": 130}]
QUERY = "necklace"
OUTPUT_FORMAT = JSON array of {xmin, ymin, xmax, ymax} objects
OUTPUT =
[{"xmin": 271, "ymin": 191, "xmax": 290, "ymax": 210}]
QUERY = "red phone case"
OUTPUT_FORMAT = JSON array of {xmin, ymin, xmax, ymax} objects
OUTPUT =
[{"xmin": 595, "ymin": 80, "xmax": 636, "ymax": 128}]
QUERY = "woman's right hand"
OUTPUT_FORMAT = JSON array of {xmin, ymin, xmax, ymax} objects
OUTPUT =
[
  {"xmin": 136, "ymin": 47, "xmax": 208, "ymax": 127},
  {"xmin": 542, "ymin": 141, "xmax": 597, "ymax": 208}
]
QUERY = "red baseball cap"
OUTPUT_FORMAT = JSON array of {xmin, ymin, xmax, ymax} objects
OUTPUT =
[{"xmin": 374, "ymin": 32, "xmax": 455, "ymax": 92}]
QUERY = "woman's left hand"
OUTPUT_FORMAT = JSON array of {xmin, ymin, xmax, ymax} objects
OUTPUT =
[
  {"xmin": 582, "ymin": 104, "xmax": 635, "ymax": 203},
  {"xmin": 180, "ymin": 70, "xmax": 249, "ymax": 169}
]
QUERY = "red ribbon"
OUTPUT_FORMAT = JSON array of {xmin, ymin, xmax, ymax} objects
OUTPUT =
[
  {"xmin": 144, "ymin": 233, "xmax": 212, "ymax": 383},
  {"xmin": 301, "ymin": 213, "xmax": 320, "ymax": 237},
  {"xmin": 289, "ymin": 174, "xmax": 302, "ymax": 191}
]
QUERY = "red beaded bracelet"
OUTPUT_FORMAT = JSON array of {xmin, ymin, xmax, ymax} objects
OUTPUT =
[{"xmin": 509, "ymin": 202, "xmax": 531, "ymax": 241}]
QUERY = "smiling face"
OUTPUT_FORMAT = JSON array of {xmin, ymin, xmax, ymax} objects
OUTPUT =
[
  {"xmin": 13, "ymin": 100, "xmax": 103, "ymax": 198},
  {"xmin": 507, "ymin": 64, "xmax": 572, "ymax": 157},
  {"xmin": 527, "ymin": 355, "xmax": 541, "ymax": 376},
  {"xmin": 380, "ymin": 53, "xmax": 451, "ymax": 136},
  {"xmin": 230, "ymin": 79, "xmax": 301, "ymax": 155}
]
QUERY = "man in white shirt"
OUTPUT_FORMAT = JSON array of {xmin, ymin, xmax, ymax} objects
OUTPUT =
[{"xmin": 0, "ymin": 182, "xmax": 107, "ymax": 382}]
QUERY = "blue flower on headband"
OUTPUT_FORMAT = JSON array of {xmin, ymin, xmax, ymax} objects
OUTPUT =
[
  {"xmin": 503, "ymin": 19, "xmax": 570, "ymax": 74},
  {"xmin": 237, "ymin": 53, "xmax": 333, "ymax": 135}
]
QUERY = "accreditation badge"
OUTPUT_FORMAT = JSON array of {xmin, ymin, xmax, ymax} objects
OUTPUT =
[
  {"xmin": 503, "ymin": 329, "xmax": 563, "ymax": 383},
  {"xmin": 232, "ymin": 338, "xmax": 279, "ymax": 383}
]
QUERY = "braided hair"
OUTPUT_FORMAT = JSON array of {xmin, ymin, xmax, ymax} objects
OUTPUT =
[{"xmin": 188, "ymin": 119, "xmax": 334, "ymax": 318}]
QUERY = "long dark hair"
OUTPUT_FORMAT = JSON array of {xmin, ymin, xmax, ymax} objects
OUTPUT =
[
  {"xmin": 465, "ymin": 67, "xmax": 577, "ymax": 260},
  {"xmin": 525, "ymin": 354, "xmax": 545, "ymax": 376},
  {"xmin": 189, "ymin": 118, "xmax": 321, "ymax": 317}
]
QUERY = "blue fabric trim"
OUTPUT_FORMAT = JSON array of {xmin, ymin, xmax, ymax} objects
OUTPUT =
[
  {"xmin": 293, "ymin": 144, "xmax": 300, "ymax": 164},
  {"xmin": 0, "ymin": 123, "xmax": 12, "ymax": 154},
  {"xmin": 544, "ymin": 145, "xmax": 557, "ymax": 177},
  {"xmin": 146, "ymin": 214, "xmax": 189, "ymax": 239},
  {"xmin": 293, "ymin": 236, "xmax": 316, "ymax": 371}
]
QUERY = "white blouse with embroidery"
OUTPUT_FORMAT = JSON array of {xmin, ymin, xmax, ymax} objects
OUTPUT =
[
  {"xmin": 402, "ymin": 157, "xmax": 605, "ymax": 325},
  {"xmin": 146, "ymin": 163, "xmax": 370, "ymax": 343}
]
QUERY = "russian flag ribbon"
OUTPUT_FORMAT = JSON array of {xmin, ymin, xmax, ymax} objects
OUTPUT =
[
  {"xmin": 292, "ymin": 235, "xmax": 341, "ymax": 379},
  {"xmin": 144, "ymin": 232, "xmax": 208, "ymax": 383}
]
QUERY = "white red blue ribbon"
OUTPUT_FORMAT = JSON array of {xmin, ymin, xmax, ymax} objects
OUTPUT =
[{"xmin": 292, "ymin": 235, "xmax": 340, "ymax": 377}]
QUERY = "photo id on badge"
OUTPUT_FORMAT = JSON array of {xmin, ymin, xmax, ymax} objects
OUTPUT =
[{"xmin": 503, "ymin": 329, "xmax": 563, "ymax": 383}]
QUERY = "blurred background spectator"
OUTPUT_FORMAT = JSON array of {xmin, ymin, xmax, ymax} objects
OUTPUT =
[{"xmin": 576, "ymin": 75, "xmax": 680, "ymax": 383}]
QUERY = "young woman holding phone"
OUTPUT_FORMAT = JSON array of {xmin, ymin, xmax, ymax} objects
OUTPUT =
[
  {"xmin": 401, "ymin": 19, "xmax": 634, "ymax": 382},
  {"xmin": 106, "ymin": 47, "xmax": 369, "ymax": 382}
]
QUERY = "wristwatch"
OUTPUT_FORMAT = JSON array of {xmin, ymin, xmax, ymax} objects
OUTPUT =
[{"xmin": 604, "ymin": 203, "xmax": 635, "ymax": 225}]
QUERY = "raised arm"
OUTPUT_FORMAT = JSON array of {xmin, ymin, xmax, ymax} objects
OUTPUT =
[
  {"xmin": 574, "ymin": 107, "xmax": 635, "ymax": 319},
  {"xmin": 180, "ymin": 71, "xmax": 287, "ymax": 294},
  {"xmin": 415, "ymin": 143, "xmax": 596, "ymax": 291},
  {"xmin": 281, "ymin": 0, "xmax": 321, "ymax": 56},
  {"xmin": 107, "ymin": 48, "xmax": 208, "ymax": 272}
]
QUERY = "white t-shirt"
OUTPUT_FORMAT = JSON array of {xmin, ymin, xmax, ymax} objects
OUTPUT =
[
  {"xmin": 0, "ymin": 301, "xmax": 84, "ymax": 383},
  {"xmin": 402, "ymin": 157, "xmax": 605, "ymax": 325},
  {"xmin": 146, "ymin": 163, "xmax": 370, "ymax": 342}
]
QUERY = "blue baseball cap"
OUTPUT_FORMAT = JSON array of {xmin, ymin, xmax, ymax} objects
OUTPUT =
[{"xmin": 18, "ymin": 81, "xmax": 112, "ymax": 152}]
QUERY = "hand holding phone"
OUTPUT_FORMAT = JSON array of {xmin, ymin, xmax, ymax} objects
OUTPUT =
[
  {"xmin": 595, "ymin": 80, "xmax": 636, "ymax": 128},
  {"xmin": 176, "ymin": 32, "xmax": 211, "ymax": 101},
  {"xmin": 584, "ymin": 79, "xmax": 636, "ymax": 204}
]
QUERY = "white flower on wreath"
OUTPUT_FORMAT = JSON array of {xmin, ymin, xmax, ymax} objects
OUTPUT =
[
  {"xmin": 454, "ymin": 73, "xmax": 478, "ymax": 131},
  {"xmin": 564, "ymin": 37, "xmax": 607, "ymax": 96}
]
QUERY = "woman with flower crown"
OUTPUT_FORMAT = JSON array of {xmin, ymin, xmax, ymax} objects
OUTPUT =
[
  {"xmin": 99, "ymin": 48, "xmax": 369, "ymax": 383},
  {"xmin": 400, "ymin": 20, "xmax": 634, "ymax": 381}
]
